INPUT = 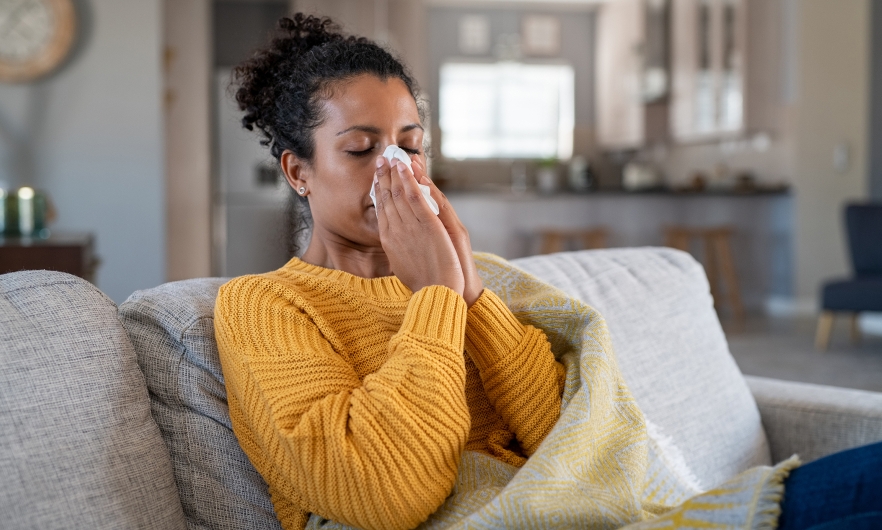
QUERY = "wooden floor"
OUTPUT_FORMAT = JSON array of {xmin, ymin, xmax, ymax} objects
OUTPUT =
[{"xmin": 724, "ymin": 315, "xmax": 882, "ymax": 392}]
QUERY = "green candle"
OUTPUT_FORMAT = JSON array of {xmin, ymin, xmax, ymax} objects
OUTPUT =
[
  {"xmin": 18, "ymin": 187, "xmax": 35, "ymax": 235},
  {"xmin": 3, "ymin": 191, "xmax": 18, "ymax": 236}
]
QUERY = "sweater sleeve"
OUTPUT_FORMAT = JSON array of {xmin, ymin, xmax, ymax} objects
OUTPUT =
[
  {"xmin": 464, "ymin": 288, "xmax": 565, "ymax": 456},
  {"xmin": 214, "ymin": 277, "xmax": 470, "ymax": 530}
]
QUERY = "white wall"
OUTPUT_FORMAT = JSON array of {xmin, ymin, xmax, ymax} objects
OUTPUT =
[
  {"xmin": 791, "ymin": 0, "xmax": 870, "ymax": 308},
  {"xmin": 0, "ymin": 0, "xmax": 165, "ymax": 303}
]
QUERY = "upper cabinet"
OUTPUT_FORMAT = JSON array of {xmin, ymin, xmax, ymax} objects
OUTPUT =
[
  {"xmin": 670, "ymin": 0, "xmax": 747, "ymax": 141},
  {"xmin": 595, "ymin": 0, "xmax": 647, "ymax": 150},
  {"xmin": 596, "ymin": 0, "xmax": 748, "ymax": 149}
]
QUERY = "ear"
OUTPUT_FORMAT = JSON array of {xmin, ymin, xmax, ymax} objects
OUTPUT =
[{"xmin": 280, "ymin": 150, "xmax": 311, "ymax": 194}]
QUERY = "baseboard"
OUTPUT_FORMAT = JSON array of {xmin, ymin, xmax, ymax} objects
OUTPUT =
[
  {"xmin": 764, "ymin": 296, "xmax": 816, "ymax": 317},
  {"xmin": 860, "ymin": 313, "xmax": 882, "ymax": 336},
  {"xmin": 764, "ymin": 296, "xmax": 882, "ymax": 336}
]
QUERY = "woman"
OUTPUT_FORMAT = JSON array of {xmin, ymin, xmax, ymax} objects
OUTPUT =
[
  {"xmin": 215, "ymin": 13, "xmax": 563, "ymax": 530},
  {"xmin": 214, "ymin": 14, "xmax": 881, "ymax": 530}
]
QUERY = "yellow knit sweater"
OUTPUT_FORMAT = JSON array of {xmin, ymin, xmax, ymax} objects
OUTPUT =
[{"xmin": 214, "ymin": 257, "xmax": 565, "ymax": 530}]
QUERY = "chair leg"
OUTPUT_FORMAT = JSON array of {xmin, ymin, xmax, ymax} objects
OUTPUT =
[
  {"xmin": 703, "ymin": 236, "xmax": 720, "ymax": 310},
  {"xmin": 815, "ymin": 312, "xmax": 835, "ymax": 351},
  {"xmin": 714, "ymin": 234, "xmax": 745, "ymax": 328},
  {"xmin": 595, "ymin": 229, "xmax": 608, "ymax": 248},
  {"xmin": 581, "ymin": 229, "xmax": 607, "ymax": 250},
  {"xmin": 540, "ymin": 232, "xmax": 564, "ymax": 254},
  {"xmin": 663, "ymin": 228, "xmax": 688, "ymax": 251},
  {"xmin": 849, "ymin": 313, "xmax": 861, "ymax": 345}
]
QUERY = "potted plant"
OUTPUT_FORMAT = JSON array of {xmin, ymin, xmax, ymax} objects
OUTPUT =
[{"xmin": 535, "ymin": 158, "xmax": 559, "ymax": 194}]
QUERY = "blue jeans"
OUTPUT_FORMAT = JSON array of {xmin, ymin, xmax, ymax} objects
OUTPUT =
[{"xmin": 778, "ymin": 441, "xmax": 882, "ymax": 530}]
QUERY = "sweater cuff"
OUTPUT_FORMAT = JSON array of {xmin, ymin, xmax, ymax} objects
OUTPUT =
[
  {"xmin": 464, "ymin": 288, "xmax": 526, "ymax": 370},
  {"xmin": 400, "ymin": 285, "xmax": 467, "ymax": 352}
]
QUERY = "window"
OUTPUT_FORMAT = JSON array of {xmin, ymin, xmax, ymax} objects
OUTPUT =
[{"xmin": 438, "ymin": 62, "xmax": 575, "ymax": 160}]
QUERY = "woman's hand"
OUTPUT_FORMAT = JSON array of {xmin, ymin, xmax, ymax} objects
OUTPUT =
[
  {"xmin": 411, "ymin": 156, "xmax": 484, "ymax": 307},
  {"xmin": 374, "ymin": 156, "xmax": 465, "ymax": 297}
]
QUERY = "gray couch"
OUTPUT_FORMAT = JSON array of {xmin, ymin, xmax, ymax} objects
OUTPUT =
[{"xmin": 2, "ymin": 248, "xmax": 881, "ymax": 530}]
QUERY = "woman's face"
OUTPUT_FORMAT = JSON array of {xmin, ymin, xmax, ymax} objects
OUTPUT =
[{"xmin": 285, "ymin": 74, "xmax": 425, "ymax": 250}]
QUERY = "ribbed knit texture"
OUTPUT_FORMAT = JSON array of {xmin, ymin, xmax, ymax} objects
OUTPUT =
[{"xmin": 214, "ymin": 258, "xmax": 563, "ymax": 530}]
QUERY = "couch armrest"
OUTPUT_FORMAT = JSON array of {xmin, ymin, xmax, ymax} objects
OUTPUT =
[{"xmin": 745, "ymin": 375, "xmax": 882, "ymax": 464}]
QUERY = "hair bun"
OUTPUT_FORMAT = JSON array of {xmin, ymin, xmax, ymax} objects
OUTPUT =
[
  {"xmin": 276, "ymin": 13, "xmax": 343, "ymax": 55},
  {"xmin": 233, "ymin": 14, "xmax": 344, "ymax": 153}
]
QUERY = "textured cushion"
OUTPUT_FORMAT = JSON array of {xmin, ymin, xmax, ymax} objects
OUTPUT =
[
  {"xmin": 511, "ymin": 248, "xmax": 772, "ymax": 489},
  {"xmin": 821, "ymin": 278, "xmax": 882, "ymax": 311},
  {"xmin": 0, "ymin": 270, "xmax": 187, "ymax": 530},
  {"xmin": 119, "ymin": 278, "xmax": 282, "ymax": 530}
]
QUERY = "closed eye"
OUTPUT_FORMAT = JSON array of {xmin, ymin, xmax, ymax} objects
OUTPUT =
[
  {"xmin": 346, "ymin": 146, "xmax": 421, "ymax": 157},
  {"xmin": 345, "ymin": 147, "xmax": 375, "ymax": 157}
]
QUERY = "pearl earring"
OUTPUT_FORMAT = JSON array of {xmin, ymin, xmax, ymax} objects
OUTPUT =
[{"xmin": 298, "ymin": 187, "xmax": 306, "ymax": 195}]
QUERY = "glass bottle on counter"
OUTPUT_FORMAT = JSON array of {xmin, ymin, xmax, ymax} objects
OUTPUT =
[{"xmin": 568, "ymin": 156, "xmax": 595, "ymax": 192}]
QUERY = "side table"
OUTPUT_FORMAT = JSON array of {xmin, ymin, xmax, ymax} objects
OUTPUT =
[{"xmin": 0, "ymin": 233, "xmax": 99, "ymax": 283}]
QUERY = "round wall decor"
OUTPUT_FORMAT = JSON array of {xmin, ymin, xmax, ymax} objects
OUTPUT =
[{"xmin": 0, "ymin": 0, "xmax": 76, "ymax": 83}]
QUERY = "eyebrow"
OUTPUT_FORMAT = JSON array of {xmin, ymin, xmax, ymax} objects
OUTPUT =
[{"xmin": 336, "ymin": 123, "xmax": 424, "ymax": 136}]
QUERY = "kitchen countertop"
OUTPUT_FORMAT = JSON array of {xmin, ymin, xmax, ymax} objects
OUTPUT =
[{"xmin": 442, "ymin": 186, "xmax": 791, "ymax": 198}]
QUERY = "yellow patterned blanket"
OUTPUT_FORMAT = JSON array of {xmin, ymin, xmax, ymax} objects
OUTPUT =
[{"xmin": 309, "ymin": 253, "xmax": 799, "ymax": 530}]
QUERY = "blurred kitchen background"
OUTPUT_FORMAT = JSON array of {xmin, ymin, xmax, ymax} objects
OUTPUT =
[{"xmin": 0, "ymin": 0, "xmax": 880, "ymax": 388}]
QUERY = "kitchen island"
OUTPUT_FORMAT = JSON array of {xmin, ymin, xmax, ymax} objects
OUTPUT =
[{"xmin": 447, "ymin": 188, "xmax": 792, "ymax": 312}]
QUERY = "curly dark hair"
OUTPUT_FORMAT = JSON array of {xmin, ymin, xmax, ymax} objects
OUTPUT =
[{"xmin": 232, "ymin": 14, "xmax": 425, "ymax": 255}]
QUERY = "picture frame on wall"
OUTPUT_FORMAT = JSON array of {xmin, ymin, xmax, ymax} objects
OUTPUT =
[
  {"xmin": 521, "ymin": 15, "xmax": 561, "ymax": 56},
  {"xmin": 458, "ymin": 14, "xmax": 490, "ymax": 55}
]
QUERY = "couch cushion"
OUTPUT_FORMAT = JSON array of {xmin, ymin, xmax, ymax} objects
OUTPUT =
[
  {"xmin": 0, "ymin": 270, "xmax": 187, "ymax": 530},
  {"xmin": 511, "ymin": 248, "xmax": 772, "ymax": 489},
  {"xmin": 119, "ymin": 279, "xmax": 282, "ymax": 530}
]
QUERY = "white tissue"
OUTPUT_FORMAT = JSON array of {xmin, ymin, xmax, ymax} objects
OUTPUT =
[{"xmin": 369, "ymin": 145, "xmax": 440, "ymax": 216}]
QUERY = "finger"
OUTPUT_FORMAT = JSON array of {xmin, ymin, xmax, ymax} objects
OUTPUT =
[
  {"xmin": 373, "ymin": 174, "xmax": 390, "ymax": 235},
  {"xmin": 407, "ymin": 157, "xmax": 452, "ymax": 218},
  {"xmin": 414, "ymin": 166, "xmax": 457, "ymax": 223},
  {"xmin": 374, "ymin": 158, "xmax": 398, "ymax": 232},
  {"xmin": 387, "ymin": 161, "xmax": 417, "ymax": 220},
  {"xmin": 409, "ymin": 155, "xmax": 435, "ymax": 192},
  {"xmin": 376, "ymin": 156, "xmax": 402, "ymax": 226},
  {"xmin": 393, "ymin": 160, "xmax": 435, "ymax": 222},
  {"xmin": 410, "ymin": 154, "xmax": 427, "ymax": 177}
]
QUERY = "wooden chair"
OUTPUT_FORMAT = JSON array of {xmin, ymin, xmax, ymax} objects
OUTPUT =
[
  {"xmin": 663, "ymin": 226, "xmax": 745, "ymax": 326},
  {"xmin": 538, "ymin": 228, "xmax": 608, "ymax": 254}
]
